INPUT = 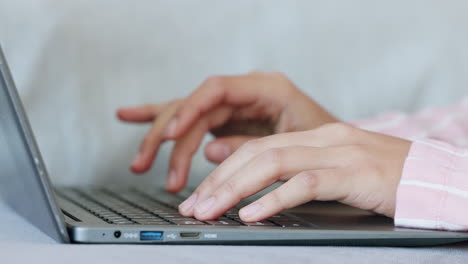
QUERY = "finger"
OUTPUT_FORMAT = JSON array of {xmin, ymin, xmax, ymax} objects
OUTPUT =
[
  {"xmin": 131, "ymin": 100, "xmax": 182, "ymax": 173},
  {"xmin": 238, "ymin": 169, "xmax": 348, "ymax": 222},
  {"xmin": 166, "ymin": 106, "xmax": 233, "ymax": 193},
  {"xmin": 117, "ymin": 103, "xmax": 170, "ymax": 123},
  {"xmin": 179, "ymin": 132, "xmax": 312, "ymax": 216},
  {"xmin": 204, "ymin": 136, "xmax": 259, "ymax": 164},
  {"xmin": 191, "ymin": 146, "xmax": 348, "ymax": 220},
  {"xmin": 165, "ymin": 74, "xmax": 280, "ymax": 139},
  {"xmin": 181, "ymin": 126, "xmax": 350, "ymax": 212},
  {"xmin": 179, "ymin": 124, "xmax": 361, "ymax": 216}
]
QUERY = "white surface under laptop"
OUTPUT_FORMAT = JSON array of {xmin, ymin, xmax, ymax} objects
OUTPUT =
[{"xmin": 1, "ymin": 200, "xmax": 468, "ymax": 264}]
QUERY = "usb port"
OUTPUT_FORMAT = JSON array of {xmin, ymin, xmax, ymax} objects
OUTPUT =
[
  {"xmin": 179, "ymin": 232, "xmax": 201, "ymax": 239},
  {"xmin": 140, "ymin": 231, "xmax": 164, "ymax": 241}
]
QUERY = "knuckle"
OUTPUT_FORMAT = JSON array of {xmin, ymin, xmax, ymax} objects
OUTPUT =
[
  {"xmin": 269, "ymin": 71, "xmax": 287, "ymax": 79},
  {"xmin": 346, "ymin": 145, "xmax": 370, "ymax": 164},
  {"xmin": 272, "ymin": 73, "xmax": 297, "ymax": 93},
  {"xmin": 259, "ymin": 148, "xmax": 283, "ymax": 174},
  {"xmin": 142, "ymin": 134, "xmax": 154, "ymax": 146},
  {"xmin": 171, "ymin": 100, "xmax": 184, "ymax": 113},
  {"xmin": 184, "ymin": 146, "xmax": 198, "ymax": 157},
  {"xmin": 318, "ymin": 122, "xmax": 355, "ymax": 138},
  {"xmin": 222, "ymin": 180, "xmax": 237, "ymax": 196},
  {"xmin": 299, "ymin": 171, "xmax": 320, "ymax": 190},
  {"xmin": 249, "ymin": 71, "xmax": 285, "ymax": 79},
  {"xmin": 204, "ymin": 75, "xmax": 226, "ymax": 88},
  {"xmin": 248, "ymin": 70, "xmax": 266, "ymax": 76},
  {"xmin": 239, "ymin": 138, "xmax": 263, "ymax": 155},
  {"xmin": 269, "ymin": 191, "xmax": 287, "ymax": 210},
  {"xmin": 282, "ymin": 85, "xmax": 297, "ymax": 99},
  {"xmin": 200, "ymin": 174, "xmax": 220, "ymax": 191},
  {"xmin": 260, "ymin": 148, "xmax": 282, "ymax": 163},
  {"xmin": 204, "ymin": 174, "xmax": 218, "ymax": 187},
  {"xmin": 321, "ymin": 122, "xmax": 348, "ymax": 132}
]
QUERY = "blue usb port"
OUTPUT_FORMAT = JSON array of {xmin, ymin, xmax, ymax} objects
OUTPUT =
[{"xmin": 140, "ymin": 231, "xmax": 164, "ymax": 241}]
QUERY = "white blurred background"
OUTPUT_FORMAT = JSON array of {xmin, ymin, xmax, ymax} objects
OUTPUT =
[{"xmin": 0, "ymin": 0, "xmax": 467, "ymax": 188}]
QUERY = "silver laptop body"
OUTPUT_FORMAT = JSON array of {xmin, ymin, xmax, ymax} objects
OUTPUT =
[{"xmin": 1, "ymin": 45, "xmax": 468, "ymax": 246}]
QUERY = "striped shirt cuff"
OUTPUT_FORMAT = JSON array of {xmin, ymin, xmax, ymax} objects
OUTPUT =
[{"xmin": 394, "ymin": 139, "xmax": 468, "ymax": 231}]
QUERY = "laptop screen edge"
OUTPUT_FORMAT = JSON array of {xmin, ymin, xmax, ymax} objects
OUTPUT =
[{"xmin": 0, "ymin": 45, "xmax": 70, "ymax": 243}]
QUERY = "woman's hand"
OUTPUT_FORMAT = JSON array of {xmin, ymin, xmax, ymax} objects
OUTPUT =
[
  {"xmin": 178, "ymin": 123, "xmax": 411, "ymax": 221},
  {"xmin": 117, "ymin": 72, "xmax": 338, "ymax": 192}
]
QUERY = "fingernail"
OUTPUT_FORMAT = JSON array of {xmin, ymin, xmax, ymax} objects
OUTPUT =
[
  {"xmin": 209, "ymin": 143, "xmax": 231, "ymax": 160},
  {"xmin": 164, "ymin": 119, "xmax": 178, "ymax": 138},
  {"xmin": 239, "ymin": 202, "xmax": 263, "ymax": 220},
  {"xmin": 195, "ymin": 196, "xmax": 216, "ymax": 214},
  {"xmin": 166, "ymin": 170, "xmax": 177, "ymax": 190},
  {"xmin": 131, "ymin": 152, "xmax": 143, "ymax": 167},
  {"xmin": 179, "ymin": 193, "xmax": 198, "ymax": 212}
]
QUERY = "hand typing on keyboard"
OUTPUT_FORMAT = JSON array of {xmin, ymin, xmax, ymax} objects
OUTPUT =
[
  {"xmin": 117, "ymin": 72, "xmax": 410, "ymax": 223},
  {"xmin": 117, "ymin": 72, "xmax": 337, "ymax": 191}
]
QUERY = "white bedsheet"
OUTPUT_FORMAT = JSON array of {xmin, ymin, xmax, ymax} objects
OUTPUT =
[{"xmin": 0, "ymin": 200, "xmax": 467, "ymax": 264}]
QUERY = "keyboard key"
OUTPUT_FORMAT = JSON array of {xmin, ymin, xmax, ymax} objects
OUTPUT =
[
  {"xmin": 138, "ymin": 223, "xmax": 171, "ymax": 226},
  {"xmin": 225, "ymin": 215, "xmax": 239, "ymax": 219},
  {"xmin": 171, "ymin": 219, "xmax": 206, "ymax": 225},
  {"xmin": 119, "ymin": 210, "xmax": 147, "ymax": 214},
  {"xmin": 157, "ymin": 211, "xmax": 179, "ymax": 215},
  {"xmin": 136, "ymin": 219, "xmax": 169, "ymax": 223},
  {"xmin": 241, "ymin": 220, "xmax": 276, "ymax": 226},
  {"xmin": 111, "ymin": 220, "xmax": 135, "ymax": 225},
  {"xmin": 206, "ymin": 220, "xmax": 241, "ymax": 226},
  {"xmin": 225, "ymin": 209, "xmax": 239, "ymax": 214},
  {"xmin": 135, "ymin": 220, "xmax": 171, "ymax": 225},
  {"xmin": 150, "ymin": 210, "xmax": 169, "ymax": 214},
  {"xmin": 142, "ymin": 208, "xmax": 161, "ymax": 212},
  {"xmin": 104, "ymin": 216, "xmax": 127, "ymax": 221},
  {"xmin": 123, "ymin": 213, "xmax": 153, "ymax": 217},
  {"xmin": 94, "ymin": 210, "xmax": 114, "ymax": 214},
  {"xmin": 164, "ymin": 217, "xmax": 196, "ymax": 221},
  {"xmin": 127, "ymin": 216, "xmax": 159, "ymax": 219},
  {"xmin": 268, "ymin": 214, "xmax": 287, "ymax": 219},
  {"xmin": 162, "ymin": 213, "xmax": 185, "ymax": 217},
  {"xmin": 99, "ymin": 212, "xmax": 120, "ymax": 217}
]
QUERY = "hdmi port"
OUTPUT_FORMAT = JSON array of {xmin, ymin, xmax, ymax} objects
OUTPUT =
[{"xmin": 179, "ymin": 232, "xmax": 201, "ymax": 239}]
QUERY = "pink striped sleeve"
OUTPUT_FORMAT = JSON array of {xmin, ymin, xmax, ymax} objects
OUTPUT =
[
  {"xmin": 350, "ymin": 97, "xmax": 468, "ymax": 143},
  {"xmin": 394, "ymin": 139, "xmax": 468, "ymax": 230},
  {"xmin": 350, "ymin": 97, "xmax": 468, "ymax": 231}
]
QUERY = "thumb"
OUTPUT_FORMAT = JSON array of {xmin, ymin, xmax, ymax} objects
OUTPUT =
[{"xmin": 204, "ymin": 136, "xmax": 259, "ymax": 164}]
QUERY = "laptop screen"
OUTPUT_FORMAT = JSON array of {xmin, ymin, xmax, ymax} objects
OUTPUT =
[{"xmin": 0, "ymin": 46, "xmax": 69, "ymax": 242}]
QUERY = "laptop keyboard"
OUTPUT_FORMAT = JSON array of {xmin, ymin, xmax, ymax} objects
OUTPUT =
[{"xmin": 58, "ymin": 188, "xmax": 309, "ymax": 227}]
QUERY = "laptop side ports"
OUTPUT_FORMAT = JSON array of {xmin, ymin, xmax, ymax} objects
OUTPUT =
[
  {"xmin": 179, "ymin": 232, "xmax": 201, "ymax": 239},
  {"xmin": 140, "ymin": 231, "xmax": 164, "ymax": 241}
]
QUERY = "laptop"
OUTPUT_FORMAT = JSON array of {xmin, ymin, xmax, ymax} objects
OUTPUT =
[{"xmin": 1, "ymin": 46, "xmax": 468, "ymax": 246}]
